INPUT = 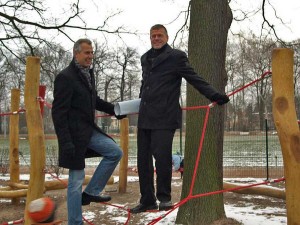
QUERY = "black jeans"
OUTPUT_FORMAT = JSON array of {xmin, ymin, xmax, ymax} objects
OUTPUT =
[{"xmin": 137, "ymin": 128, "xmax": 175, "ymax": 205}]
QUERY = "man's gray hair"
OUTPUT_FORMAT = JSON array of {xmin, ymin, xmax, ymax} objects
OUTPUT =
[
  {"xmin": 150, "ymin": 24, "xmax": 168, "ymax": 36},
  {"xmin": 73, "ymin": 38, "xmax": 92, "ymax": 55}
]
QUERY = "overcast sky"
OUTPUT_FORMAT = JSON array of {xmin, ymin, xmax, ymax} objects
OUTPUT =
[{"xmin": 46, "ymin": 0, "xmax": 300, "ymax": 53}]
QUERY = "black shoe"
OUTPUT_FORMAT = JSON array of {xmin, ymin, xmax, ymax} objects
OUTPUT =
[
  {"xmin": 159, "ymin": 201, "xmax": 173, "ymax": 211},
  {"xmin": 82, "ymin": 192, "xmax": 111, "ymax": 205},
  {"xmin": 130, "ymin": 203, "xmax": 158, "ymax": 214}
]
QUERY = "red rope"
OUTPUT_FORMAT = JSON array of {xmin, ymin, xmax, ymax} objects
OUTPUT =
[
  {"xmin": 146, "ymin": 71, "xmax": 280, "ymax": 225},
  {"xmin": 188, "ymin": 106, "xmax": 211, "ymax": 196},
  {"xmin": 44, "ymin": 101, "xmax": 52, "ymax": 109},
  {"xmin": 227, "ymin": 71, "xmax": 272, "ymax": 98},
  {"xmin": 190, "ymin": 177, "xmax": 285, "ymax": 200},
  {"xmin": 47, "ymin": 171, "xmax": 68, "ymax": 187},
  {"xmin": 181, "ymin": 104, "xmax": 211, "ymax": 111},
  {"xmin": 0, "ymin": 108, "xmax": 26, "ymax": 116},
  {"xmin": 149, "ymin": 178, "xmax": 285, "ymax": 224},
  {"xmin": 0, "ymin": 218, "xmax": 24, "ymax": 225},
  {"xmin": 101, "ymin": 202, "xmax": 131, "ymax": 225},
  {"xmin": 37, "ymin": 97, "xmax": 53, "ymax": 109}
]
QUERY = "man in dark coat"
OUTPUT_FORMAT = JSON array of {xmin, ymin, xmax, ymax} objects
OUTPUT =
[
  {"xmin": 130, "ymin": 24, "xmax": 230, "ymax": 213},
  {"xmin": 52, "ymin": 38, "xmax": 125, "ymax": 225}
]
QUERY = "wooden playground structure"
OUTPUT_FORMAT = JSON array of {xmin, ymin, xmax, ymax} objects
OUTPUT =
[
  {"xmin": 0, "ymin": 48, "xmax": 300, "ymax": 224},
  {"xmin": 0, "ymin": 57, "xmax": 129, "ymax": 224}
]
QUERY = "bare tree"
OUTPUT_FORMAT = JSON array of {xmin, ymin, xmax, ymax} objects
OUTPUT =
[
  {"xmin": 225, "ymin": 39, "xmax": 242, "ymax": 131},
  {"xmin": 38, "ymin": 43, "xmax": 72, "ymax": 92},
  {"xmin": 3, "ymin": 54, "xmax": 26, "ymax": 90},
  {"xmin": 92, "ymin": 41, "xmax": 117, "ymax": 101},
  {"xmin": 238, "ymin": 34, "xmax": 274, "ymax": 130},
  {"xmin": 229, "ymin": 0, "xmax": 287, "ymax": 44},
  {"xmin": 0, "ymin": 57, "xmax": 7, "ymax": 134},
  {"xmin": 0, "ymin": 0, "xmax": 134, "ymax": 62},
  {"xmin": 115, "ymin": 46, "xmax": 140, "ymax": 101}
]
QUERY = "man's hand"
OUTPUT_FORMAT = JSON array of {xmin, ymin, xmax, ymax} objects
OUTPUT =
[{"xmin": 210, "ymin": 93, "xmax": 230, "ymax": 105}]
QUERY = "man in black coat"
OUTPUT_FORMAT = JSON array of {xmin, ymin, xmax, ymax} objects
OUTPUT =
[
  {"xmin": 130, "ymin": 24, "xmax": 229, "ymax": 213},
  {"xmin": 52, "ymin": 38, "xmax": 124, "ymax": 225}
]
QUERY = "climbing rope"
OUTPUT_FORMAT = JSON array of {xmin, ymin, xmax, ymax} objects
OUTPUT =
[{"xmin": 1, "ymin": 71, "xmax": 286, "ymax": 225}]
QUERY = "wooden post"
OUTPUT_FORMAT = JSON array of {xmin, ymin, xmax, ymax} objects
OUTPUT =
[
  {"xmin": 119, "ymin": 118, "xmax": 129, "ymax": 193},
  {"xmin": 272, "ymin": 48, "xmax": 300, "ymax": 224},
  {"xmin": 9, "ymin": 89, "xmax": 20, "ymax": 204},
  {"xmin": 23, "ymin": 57, "xmax": 46, "ymax": 225}
]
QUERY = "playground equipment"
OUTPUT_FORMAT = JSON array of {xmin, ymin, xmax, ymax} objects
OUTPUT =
[
  {"xmin": 1, "ymin": 48, "xmax": 300, "ymax": 224},
  {"xmin": 0, "ymin": 56, "xmax": 129, "ymax": 224},
  {"xmin": 272, "ymin": 48, "xmax": 300, "ymax": 224}
]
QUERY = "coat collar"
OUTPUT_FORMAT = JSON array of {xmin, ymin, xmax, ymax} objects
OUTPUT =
[{"xmin": 142, "ymin": 44, "xmax": 173, "ymax": 69}]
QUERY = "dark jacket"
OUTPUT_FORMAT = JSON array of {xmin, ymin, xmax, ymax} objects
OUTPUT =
[
  {"xmin": 138, "ymin": 44, "xmax": 219, "ymax": 129},
  {"xmin": 52, "ymin": 59, "xmax": 115, "ymax": 170}
]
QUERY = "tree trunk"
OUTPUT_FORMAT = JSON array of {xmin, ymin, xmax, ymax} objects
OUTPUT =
[{"xmin": 176, "ymin": 0, "xmax": 232, "ymax": 224}]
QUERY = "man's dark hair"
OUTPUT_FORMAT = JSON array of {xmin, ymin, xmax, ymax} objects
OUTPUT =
[
  {"xmin": 73, "ymin": 38, "xmax": 92, "ymax": 55},
  {"xmin": 150, "ymin": 24, "xmax": 168, "ymax": 35}
]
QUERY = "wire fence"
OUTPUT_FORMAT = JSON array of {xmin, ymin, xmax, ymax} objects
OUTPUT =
[{"xmin": 0, "ymin": 122, "xmax": 284, "ymax": 179}]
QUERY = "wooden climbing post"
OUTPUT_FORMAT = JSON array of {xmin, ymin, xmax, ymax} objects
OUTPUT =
[
  {"xmin": 119, "ymin": 118, "xmax": 129, "ymax": 193},
  {"xmin": 272, "ymin": 48, "xmax": 300, "ymax": 224},
  {"xmin": 9, "ymin": 88, "xmax": 21, "ymax": 204},
  {"xmin": 23, "ymin": 57, "xmax": 46, "ymax": 225}
]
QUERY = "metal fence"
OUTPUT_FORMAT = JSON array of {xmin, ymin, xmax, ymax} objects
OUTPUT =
[
  {"xmin": 0, "ymin": 125, "xmax": 284, "ymax": 179},
  {"xmin": 223, "ymin": 132, "xmax": 283, "ymax": 178}
]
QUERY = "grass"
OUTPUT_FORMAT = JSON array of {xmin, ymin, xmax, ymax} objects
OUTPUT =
[{"xmin": 0, "ymin": 133, "xmax": 282, "ymax": 166}]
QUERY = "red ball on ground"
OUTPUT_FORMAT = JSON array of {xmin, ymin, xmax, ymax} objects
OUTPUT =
[{"xmin": 27, "ymin": 197, "xmax": 56, "ymax": 223}]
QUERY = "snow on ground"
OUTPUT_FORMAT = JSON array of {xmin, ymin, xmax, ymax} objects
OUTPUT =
[
  {"xmin": 0, "ymin": 175, "xmax": 287, "ymax": 224},
  {"xmin": 81, "ymin": 202, "xmax": 286, "ymax": 225},
  {"xmin": 85, "ymin": 176, "xmax": 287, "ymax": 224}
]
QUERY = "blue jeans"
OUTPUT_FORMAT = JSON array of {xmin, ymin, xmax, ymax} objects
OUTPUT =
[{"xmin": 67, "ymin": 129, "xmax": 123, "ymax": 225}]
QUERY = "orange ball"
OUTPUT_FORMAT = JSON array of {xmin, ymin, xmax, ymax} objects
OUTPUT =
[{"xmin": 27, "ymin": 197, "xmax": 56, "ymax": 223}]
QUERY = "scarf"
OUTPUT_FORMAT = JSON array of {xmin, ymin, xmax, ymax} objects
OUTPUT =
[
  {"xmin": 74, "ymin": 59, "xmax": 92, "ymax": 89},
  {"xmin": 147, "ymin": 44, "xmax": 167, "ymax": 67}
]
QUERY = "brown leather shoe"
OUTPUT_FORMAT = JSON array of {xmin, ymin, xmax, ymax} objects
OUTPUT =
[{"xmin": 82, "ymin": 192, "xmax": 111, "ymax": 205}]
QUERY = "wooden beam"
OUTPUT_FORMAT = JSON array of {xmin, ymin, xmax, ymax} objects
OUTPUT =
[
  {"xmin": 119, "ymin": 118, "xmax": 129, "ymax": 193},
  {"xmin": 9, "ymin": 88, "xmax": 21, "ymax": 204},
  {"xmin": 0, "ymin": 189, "xmax": 28, "ymax": 198},
  {"xmin": 24, "ymin": 57, "xmax": 45, "ymax": 225},
  {"xmin": 0, "ymin": 175, "xmax": 114, "ymax": 198},
  {"xmin": 272, "ymin": 48, "xmax": 300, "ymax": 224},
  {"xmin": 223, "ymin": 182, "xmax": 285, "ymax": 200}
]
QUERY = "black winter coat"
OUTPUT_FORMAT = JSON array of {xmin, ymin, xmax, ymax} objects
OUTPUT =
[
  {"xmin": 138, "ymin": 44, "xmax": 219, "ymax": 129},
  {"xmin": 52, "ymin": 59, "xmax": 115, "ymax": 170}
]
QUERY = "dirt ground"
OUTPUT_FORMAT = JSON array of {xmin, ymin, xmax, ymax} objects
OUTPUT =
[{"xmin": 0, "ymin": 169, "xmax": 286, "ymax": 225}]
